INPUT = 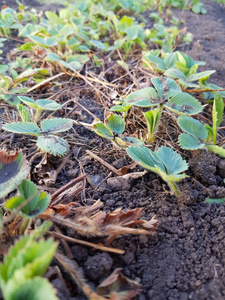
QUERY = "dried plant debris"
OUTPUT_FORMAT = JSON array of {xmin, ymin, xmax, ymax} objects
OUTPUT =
[
  {"xmin": 42, "ymin": 200, "xmax": 158, "ymax": 244},
  {"xmin": 56, "ymin": 253, "xmax": 141, "ymax": 300}
]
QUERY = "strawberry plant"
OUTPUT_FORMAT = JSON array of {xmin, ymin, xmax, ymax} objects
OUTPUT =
[
  {"xmin": 18, "ymin": 96, "xmax": 62, "ymax": 123},
  {"xmin": 5, "ymin": 179, "xmax": 50, "ymax": 218},
  {"xmin": 127, "ymin": 145, "xmax": 189, "ymax": 195},
  {"xmin": 3, "ymin": 118, "xmax": 73, "ymax": 156},
  {"xmin": 91, "ymin": 113, "xmax": 143, "ymax": 147},
  {"xmin": 0, "ymin": 231, "xmax": 58, "ymax": 300},
  {"xmin": 178, "ymin": 114, "xmax": 225, "ymax": 157},
  {"xmin": 114, "ymin": 77, "xmax": 202, "ymax": 115}
]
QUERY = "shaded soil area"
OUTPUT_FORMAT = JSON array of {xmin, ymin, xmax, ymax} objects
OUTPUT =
[
  {"xmin": 178, "ymin": 0, "xmax": 225, "ymax": 87},
  {"xmin": 1, "ymin": 1, "xmax": 225, "ymax": 300}
]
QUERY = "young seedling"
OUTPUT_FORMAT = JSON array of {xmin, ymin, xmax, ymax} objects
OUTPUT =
[
  {"xmin": 143, "ymin": 108, "xmax": 161, "ymax": 143},
  {"xmin": 143, "ymin": 51, "xmax": 204, "ymax": 74},
  {"xmin": 4, "ymin": 179, "xmax": 50, "ymax": 233},
  {"xmin": 0, "ymin": 68, "xmax": 48, "ymax": 106},
  {"xmin": 206, "ymin": 93, "xmax": 224, "ymax": 145},
  {"xmin": 92, "ymin": 113, "xmax": 143, "ymax": 147},
  {"xmin": 127, "ymin": 145, "xmax": 188, "ymax": 195},
  {"xmin": 5, "ymin": 179, "xmax": 50, "ymax": 218},
  {"xmin": 0, "ymin": 231, "xmax": 58, "ymax": 300},
  {"xmin": 18, "ymin": 96, "xmax": 62, "ymax": 123},
  {"xmin": 178, "ymin": 115, "xmax": 225, "ymax": 157},
  {"xmin": 3, "ymin": 118, "xmax": 73, "ymax": 156},
  {"xmin": 114, "ymin": 77, "xmax": 202, "ymax": 115}
]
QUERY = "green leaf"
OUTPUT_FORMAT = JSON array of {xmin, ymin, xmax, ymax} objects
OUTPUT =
[
  {"xmin": 17, "ymin": 104, "xmax": 31, "ymax": 122},
  {"xmin": 178, "ymin": 115, "xmax": 208, "ymax": 140},
  {"xmin": 106, "ymin": 114, "xmax": 125, "ymax": 136},
  {"xmin": 164, "ymin": 68, "xmax": 186, "ymax": 81},
  {"xmin": 125, "ymin": 87, "xmax": 159, "ymax": 107},
  {"xmin": 40, "ymin": 118, "xmax": 73, "ymax": 134},
  {"xmin": 116, "ymin": 137, "xmax": 144, "ymax": 147},
  {"xmin": 28, "ymin": 36, "xmax": 58, "ymax": 47},
  {"xmin": 5, "ymin": 196, "xmax": 29, "ymax": 215},
  {"xmin": 143, "ymin": 109, "xmax": 161, "ymax": 139},
  {"xmin": 166, "ymin": 93, "xmax": 203, "ymax": 115},
  {"xmin": 5, "ymin": 179, "xmax": 50, "ymax": 217},
  {"xmin": 0, "ymin": 152, "xmax": 28, "ymax": 198},
  {"xmin": 157, "ymin": 146, "xmax": 189, "ymax": 176},
  {"xmin": 16, "ymin": 69, "xmax": 44, "ymax": 83},
  {"xmin": 18, "ymin": 96, "xmax": 39, "ymax": 110},
  {"xmin": 125, "ymin": 25, "xmax": 139, "ymax": 40},
  {"xmin": 19, "ymin": 24, "xmax": 38, "ymax": 37},
  {"xmin": 110, "ymin": 104, "xmax": 131, "ymax": 113},
  {"xmin": 164, "ymin": 52, "xmax": 178, "ymax": 69},
  {"xmin": 179, "ymin": 133, "xmax": 206, "ymax": 150},
  {"xmin": 127, "ymin": 145, "xmax": 164, "ymax": 173},
  {"xmin": 0, "ymin": 236, "xmax": 57, "ymax": 298},
  {"xmin": 90, "ymin": 40, "xmax": 106, "ymax": 50},
  {"xmin": 3, "ymin": 122, "xmax": 41, "ymax": 136},
  {"xmin": 45, "ymin": 11, "xmax": 64, "ymax": 25},
  {"xmin": 206, "ymin": 145, "xmax": 225, "ymax": 158},
  {"xmin": 127, "ymin": 145, "xmax": 188, "ymax": 184},
  {"xmin": 66, "ymin": 54, "xmax": 89, "ymax": 64},
  {"xmin": 93, "ymin": 122, "xmax": 114, "ymax": 139},
  {"xmin": 6, "ymin": 277, "xmax": 58, "ymax": 300},
  {"xmin": 144, "ymin": 54, "xmax": 166, "ymax": 71},
  {"xmin": 36, "ymin": 135, "xmax": 70, "ymax": 156},
  {"xmin": 205, "ymin": 198, "xmax": 225, "ymax": 204},
  {"xmin": 59, "ymin": 25, "xmax": 75, "ymax": 38},
  {"xmin": 205, "ymin": 124, "xmax": 213, "ymax": 143},
  {"xmin": 36, "ymin": 99, "xmax": 62, "ymax": 111},
  {"xmin": 212, "ymin": 93, "xmax": 224, "ymax": 144},
  {"xmin": 164, "ymin": 78, "xmax": 182, "ymax": 100},
  {"xmin": 19, "ymin": 96, "xmax": 61, "ymax": 112},
  {"xmin": 187, "ymin": 70, "xmax": 215, "ymax": 82},
  {"xmin": 151, "ymin": 77, "xmax": 163, "ymax": 98},
  {"xmin": 45, "ymin": 53, "xmax": 61, "ymax": 62}
]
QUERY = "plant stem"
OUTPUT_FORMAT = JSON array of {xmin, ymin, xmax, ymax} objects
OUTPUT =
[
  {"xmin": 168, "ymin": 182, "xmax": 180, "ymax": 196},
  {"xmin": 207, "ymin": 144, "xmax": 225, "ymax": 158},
  {"xmin": 34, "ymin": 109, "xmax": 41, "ymax": 123},
  {"xmin": 20, "ymin": 217, "xmax": 31, "ymax": 234}
]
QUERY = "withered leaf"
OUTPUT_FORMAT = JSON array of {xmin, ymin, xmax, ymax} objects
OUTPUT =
[{"xmin": 97, "ymin": 268, "xmax": 140, "ymax": 300}]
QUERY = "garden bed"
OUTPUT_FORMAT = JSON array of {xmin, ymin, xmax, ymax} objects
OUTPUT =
[{"xmin": 0, "ymin": 0, "xmax": 225, "ymax": 299}]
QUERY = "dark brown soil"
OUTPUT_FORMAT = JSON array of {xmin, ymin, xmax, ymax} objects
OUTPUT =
[
  {"xmin": 1, "ymin": 1, "xmax": 225, "ymax": 300},
  {"xmin": 178, "ymin": 0, "xmax": 225, "ymax": 87}
]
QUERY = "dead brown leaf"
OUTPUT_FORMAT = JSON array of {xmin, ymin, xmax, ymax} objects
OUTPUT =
[
  {"xmin": 41, "ymin": 200, "xmax": 158, "ymax": 243},
  {"xmin": 97, "ymin": 268, "xmax": 140, "ymax": 300}
]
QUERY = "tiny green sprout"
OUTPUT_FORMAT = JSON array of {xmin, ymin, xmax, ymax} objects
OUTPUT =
[
  {"xmin": 92, "ymin": 113, "xmax": 143, "ymax": 148},
  {"xmin": 178, "ymin": 115, "xmax": 225, "ymax": 157},
  {"xmin": 119, "ymin": 77, "xmax": 202, "ymax": 115},
  {"xmin": 0, "ymin": 234, "xmax": 58, "ymax": 300},
  {"xmin": 110, "ymin": 102, "xmax": 132, "ymax": 118},
  {"xmin": 212, "ymin": 93, "xmax": 224, "ymax": 145},
  {"xmin": 17, "ymin": 103, "xmax": 31, "ymax": 122},
  {"xmin": 127, "ymin": 145, "xmax": 188, "ymax": 195},
  {"xmin": 143, "ymin": 108, "xmax": 161, "ymax": 143},
  {"xmin": 5, "ymin": 179, "xmax": 50, "ymax": 218},
  {"xmin": 3, "ymin": 118, "xmax": 73, "ymax": 156},
  {"xmin": 18, "ymin": 96, "xmax": 62, "ymax": 123}
]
